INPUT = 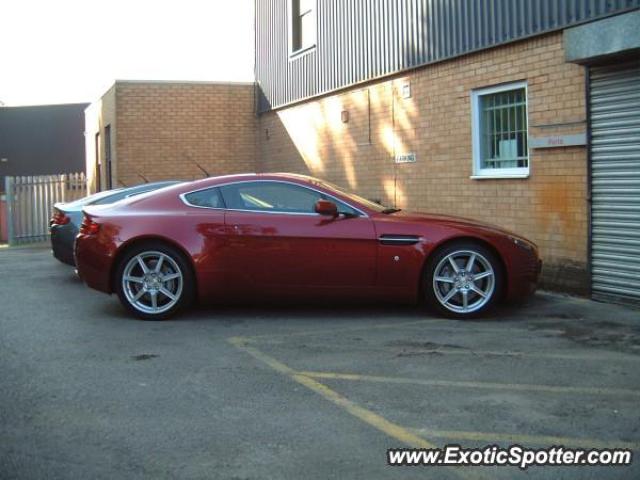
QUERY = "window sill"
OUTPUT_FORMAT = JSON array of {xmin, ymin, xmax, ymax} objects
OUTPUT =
[
  {"xmin": 470, "ymin": 173, "xmax": 530, "ymax": 180},
  {"xmin": 289, "ymin": 45, "xmax": 316, "ymax": 61}
]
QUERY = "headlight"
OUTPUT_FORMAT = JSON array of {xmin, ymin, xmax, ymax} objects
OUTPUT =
[{"xmin": 509, "ymin": 236, "xmax": 536, "ymax": 252}]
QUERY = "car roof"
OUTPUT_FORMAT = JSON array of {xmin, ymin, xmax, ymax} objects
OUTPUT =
[{"xmin": 179, "ymin": 173, "xmax": 321, "ymax": 190}]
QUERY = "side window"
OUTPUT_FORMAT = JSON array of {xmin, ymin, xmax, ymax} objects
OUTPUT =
[
  {"xmin": 184, "ymin": 188, "xmax": 224, "ymax": 209},
  {"xmin": 220, "ymin": 182, "xmax": 320, "ymax": 213},
  {"xmin": 219, "ymin": 181, "xmax": 361, "ymax": 216},
  {"xmin": 333, "ymin": 198, "xmax": 359, "ymax": 217}
]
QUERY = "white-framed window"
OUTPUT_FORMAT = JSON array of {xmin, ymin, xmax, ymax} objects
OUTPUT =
[
  {"xmin": 471, "ymin": 81, "xmax": 529, "ymax": 178},
  {"xmin": 289, "ymin": 0, "xmax": 316, "ymax": 57}
]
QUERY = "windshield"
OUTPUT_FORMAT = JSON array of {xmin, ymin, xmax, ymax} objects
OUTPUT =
[{"xmin": 314, "ymin": 179, "xmax": 392, "ymax": 213}]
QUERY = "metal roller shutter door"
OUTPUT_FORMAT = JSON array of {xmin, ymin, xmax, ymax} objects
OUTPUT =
[{"xmin": 589, "ymin": 60, "xmax": 640, "ymax": 305}]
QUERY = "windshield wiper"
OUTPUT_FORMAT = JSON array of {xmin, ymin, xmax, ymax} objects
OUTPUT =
[{"xmin": 381, "ymin": 208, "xmax": 402, "ymax": 214}]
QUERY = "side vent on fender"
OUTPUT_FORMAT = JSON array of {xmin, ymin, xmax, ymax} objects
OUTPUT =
[{"xmin": 378, "ymin": 235, "xmax": 421, "ymax": 246}]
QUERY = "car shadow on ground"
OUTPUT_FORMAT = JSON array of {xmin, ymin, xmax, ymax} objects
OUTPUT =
[
  {"xmin": 82, "ymin": 264, "xmax": 639, "ymax": 356},
  {"xmin": 100, "ymin": 293, "xmax": 542, "ymax": 326}
]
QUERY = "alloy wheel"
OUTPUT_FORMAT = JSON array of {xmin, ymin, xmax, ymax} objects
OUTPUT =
[
  {"xmin": 432, "ymin": 249, "xmax": 495, "ymax": 314},
  {"xmin": 121, "ymin": 251, "xmax": 184, "ymax": 315}
]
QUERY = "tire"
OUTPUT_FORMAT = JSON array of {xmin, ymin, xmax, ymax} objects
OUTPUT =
[
  {"xmin": 114, "ymin": 242, "xmax": 195, "ymax": 320},
  {"xmin": 423, "ymin": 241, "xmax": 503, "ymax": 319}
]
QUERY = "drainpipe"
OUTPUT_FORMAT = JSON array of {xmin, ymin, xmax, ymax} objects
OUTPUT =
[{"xmin": 4, "ymin": 176, "xmax": 15, "ymax": 246}]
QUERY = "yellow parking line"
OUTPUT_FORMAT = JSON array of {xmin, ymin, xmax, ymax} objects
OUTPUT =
[
  {"xmin": 291, "ymin": 374, "xmax": 435, "ymax": 449},
  {"xmin": 410, "ymin": 428, "xmax": 640, "ymax": 451},
  {"xmin": 228, "ymin": 337, "xmax": 432, "ymax": 446},
  {"xmin": 300, "ymin": 371, "xmax": 640, "ymax": 398},
  {"xmin": 228, "ymin": 337, "xmax": 296, "ymax": 375},
  {"xmin": 228, "ymin": 337, "xmax": 486, "ymax": 480}
]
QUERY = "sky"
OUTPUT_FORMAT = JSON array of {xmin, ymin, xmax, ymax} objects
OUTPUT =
[{"xmin": 0, "ymin": 0, "xmax": 254, "ymax": 106}]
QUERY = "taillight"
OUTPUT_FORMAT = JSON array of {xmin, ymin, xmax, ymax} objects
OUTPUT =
[
  {"xmin": 80, "ymin": 216, "xmax": 100, "ymax": 235},
  {"xmin": 50, "ymin": 208, "xmax": 70, "ymax": 226}
]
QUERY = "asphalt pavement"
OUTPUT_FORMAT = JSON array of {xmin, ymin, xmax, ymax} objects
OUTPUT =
[{"xmin": 1, "ymin": 245, "xmax": 639, "ymax": 479}]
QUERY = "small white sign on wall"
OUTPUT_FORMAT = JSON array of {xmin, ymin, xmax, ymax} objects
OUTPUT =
[
  {"xmin": 401, "ymin": 82, "xmax": 411, "ymax": 99},
  {"xmin": 530, "ymin": 133, "xmax": 587, "ymax": 149},
  {"xmin": 395, "ymin": 153, "xmax": 416, "ymax": 164}
]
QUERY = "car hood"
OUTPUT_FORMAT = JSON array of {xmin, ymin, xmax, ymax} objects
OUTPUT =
[{"xmin": 379, "ymin": 210, "xmax": 533, "ymax": 244}]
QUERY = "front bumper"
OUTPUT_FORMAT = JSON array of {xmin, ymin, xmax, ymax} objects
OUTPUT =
[{"xmin": 506, "ymin": 250, "xmax": 542, "ymax": 301}]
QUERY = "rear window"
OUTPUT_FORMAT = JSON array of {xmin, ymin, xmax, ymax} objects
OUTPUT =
[
  {"xmin": 91, "ymin": 191, "xmax": 128, "ymax": 205},
  {"xmin": 65, "ymin": 190, "xmax": 123, "ymax": 207}
]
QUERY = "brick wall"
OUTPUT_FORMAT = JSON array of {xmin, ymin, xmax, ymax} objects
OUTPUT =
[
  {"xmin": 86, "ymin": 81, "xmax": 258, "ymax": 192},
  {"xmin": 115, "ymin": 81, "xmax": 257, "ymax": 187},
  {"xmin": 258, "ymin": 32, "xmax": 589, "ymax": 293}
]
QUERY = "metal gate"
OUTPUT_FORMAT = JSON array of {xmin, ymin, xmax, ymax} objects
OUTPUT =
[
  {"xmin": 589, "ymin": 60, "xmax": 640, "ymax": 305},
  {"xmin": 4, "ymin": 173, "xmax": 87, "ymax": 245}
]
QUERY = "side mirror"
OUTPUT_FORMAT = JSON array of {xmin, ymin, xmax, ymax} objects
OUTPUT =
[{"xmin": 314, "ymin": 199, "xmax": 338, "ymax": 217}]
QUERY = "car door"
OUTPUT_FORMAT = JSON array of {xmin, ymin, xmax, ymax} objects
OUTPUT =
[{"xmin": 219, "ymin": 180, "xmax": 377, "ymax": 296}]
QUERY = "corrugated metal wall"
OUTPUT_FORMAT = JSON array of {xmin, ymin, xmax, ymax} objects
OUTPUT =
[
  {"xmin": 255, "ymin": 0, "xmax": 640, "ymax": 112},
  {"xmin": 590, "ymin": 60, "xmax": 640, "ymax": 305}
]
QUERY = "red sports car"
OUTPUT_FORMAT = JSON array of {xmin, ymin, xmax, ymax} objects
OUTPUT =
[{"xmin": 75, "ymin": 173, "xmax": 541, "ymax": 320}]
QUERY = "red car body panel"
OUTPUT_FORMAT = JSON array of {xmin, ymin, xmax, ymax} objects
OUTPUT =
[{"xmin": 75, "ymin": 174, "xmax": 541, "ymax": 305}]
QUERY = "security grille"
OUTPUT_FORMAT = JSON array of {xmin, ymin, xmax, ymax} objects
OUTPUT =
[
  {"xmin": 480, "ymin": 88, "xmax": 529, "ymax": 170},
  {"xmin": 589, "ymin": 60, "xmax": 640, "ymax": 306}
]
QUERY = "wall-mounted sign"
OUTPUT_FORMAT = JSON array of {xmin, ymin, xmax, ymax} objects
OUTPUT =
[
  {"xmin": 401, "ymin": 82, "xmax": 411, "ymax": 99},
  {"xmin": 530, "ymin": 133, "xmax": 586, "ymax": 149},
  {"xmin": 395, "ymin": 153, "xmax": 416, "ymax": 164}
]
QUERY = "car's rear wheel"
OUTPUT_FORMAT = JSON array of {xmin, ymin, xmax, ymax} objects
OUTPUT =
[
  {"xmin": 423, "ymin": 241, "xmax": 503, "ymax": 319},
  {"xmin": 115, "ymin": 243, "xmax": 194, "ymax": 320}
]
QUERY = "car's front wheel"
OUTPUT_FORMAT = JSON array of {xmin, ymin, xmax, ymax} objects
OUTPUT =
[
  {"xmin": 424, "ymin": 241, "xmax": 503, "ymax": 319},
  {"xmin": 115, "ymin": 243, "xmax": 195, "ymax": 320}
]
